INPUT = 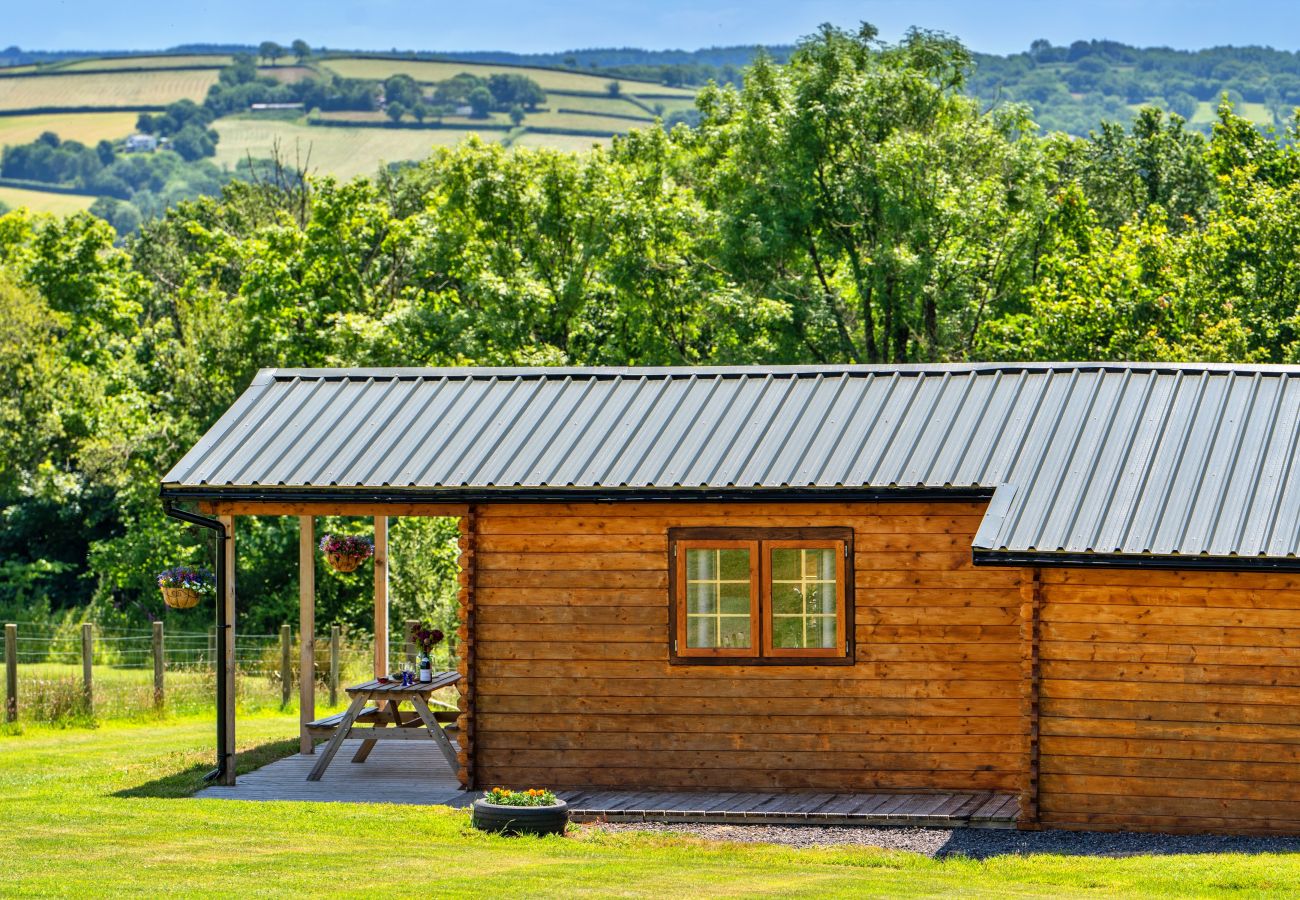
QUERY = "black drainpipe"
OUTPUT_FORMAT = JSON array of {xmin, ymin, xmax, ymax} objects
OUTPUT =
[{"xmin": 162, "ymin": 499, "xmax": 230, "ymax": 783}]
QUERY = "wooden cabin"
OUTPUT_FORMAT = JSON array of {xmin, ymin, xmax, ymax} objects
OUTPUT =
[{"xmin": 163, "ymin": 363, "xmax": 1300, "ymax": 834}]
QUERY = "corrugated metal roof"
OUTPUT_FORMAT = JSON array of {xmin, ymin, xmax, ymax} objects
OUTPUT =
[{"xmin": 162, "ymin": 363, "xmax": 1300, "ymax": 562}]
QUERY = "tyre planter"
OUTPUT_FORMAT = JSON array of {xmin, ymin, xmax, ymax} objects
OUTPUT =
[
  {"xmin": 471, "ymin": 799, "xmax": 569, "ymax": 836},
  {"xmin": 326, "ymin": 551, "xmax": 366, "ymax": 573},
  {"xmin": 161, "ymin": 586, "xmax": 201, "ymax": 609}
]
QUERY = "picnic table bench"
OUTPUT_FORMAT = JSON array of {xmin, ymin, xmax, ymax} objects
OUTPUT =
[{"xmin": 306, "ymin": 672, "xmax": 462, "ymax": 782}]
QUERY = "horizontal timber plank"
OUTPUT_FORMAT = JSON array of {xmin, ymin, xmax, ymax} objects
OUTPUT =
[
  {"xmin": 1040, "ymin": 716, "xmax": 1300, "ymax": 744},
  {"xmin": 475, "ymin": 659, "xmax": 1023, "ymax": 681},
  {"xmin": 479, "ymin": 767, "xmax": 1014, "ymax": 792},
  {"xmin": 1041, "ymin": 751, "xmax": 1300, "ymax": 783},
  {"xmin": 478, "ymin": 533, "xmax": 978, "ymax": 553},
  {"xmin": 1041, "ymin": 697, "xmax": 1300, "ymax": 726},
  {"xmin": 856, "ymin": 643, "xmax": 1021, "ymax": 662},
  {"xmin": 1038, "ymin": 808, "xmax": 1300, "ymax": 834},
  {"xmin": 857, "ymin": 625, "xmax": 1019, "ymax": 643},
  {"xmin": 478, "ymin": 695, "xmax": 1022, "ymax": 717},
  {"xmin": 1040, "ymin": 569, "xmax": 1300, "ymax": 591},
  {"xmin": 1041, "ymin": 659, "xmax": 1300, "ymax": 688},
  {"xmin": 1042, "ymin": 585, "xmax": 1300, "ymax": 610},
  {"xmin": 476, "ymin": 712, "xmax": 1023, "ymax": 736},
  {"xmin": 1042, "ymin": 602, "xmax": 1300, "ymax": 629},
  {"xmin": 479, "ymin": 748, "xmax": 1021, "ymax": 772},
  {"xmin": 857, "ymin": 607, "xmax": 1019, "ymax": 627},
  {"xmin": 477, "ymin": 606, "xmax": 666, "ymax": 626},
  {"xmin": 1038, "ymin": 640, "xmax": 1300, "ymax": 668},
  {"xmin": 475, "ymin": 675, "xmax": 1019, "ymax": 699},
  {"xmin": 1041, "ymin": 774, "xmax": 1300, "ymax": 805},
  {"xmin": 1043, "ymin": 621, "xmax": 1300, "ymax": 648},
  {"xmin": 478, "ymin": 500, "xmax": 987, "ymax": 517},
  {"xmin": 1042, "ymin": 677, "xmax": 1300, "ymax": 706},
  {"xmin": 199, "ymin": 500, "xmax": 467, "ymax": 517},
  {"xmin": 475, "ymin": 730, "xmax": 1025, "ymax": 753}
]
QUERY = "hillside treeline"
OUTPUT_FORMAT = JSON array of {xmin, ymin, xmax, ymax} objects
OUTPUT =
[{"xmin": 4, "ymin": 24, "xmax": 1299, "ymax": 632}]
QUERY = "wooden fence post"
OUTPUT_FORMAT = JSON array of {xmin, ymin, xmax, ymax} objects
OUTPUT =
[
  {"xmin": 329, "ymin": 625, "xmax": 340, "ymax": 707},
  {"xmin": 152, "ymin": 621, "xmax": 164, "ymax": 711},
  {"xmin": 4, "ymin": 623, "xmax": 15, "ymax": 723},
  {"xmin": 280, "ymin": 623, "xmax": 292, "ymax": 708},
  {"xmin": 405, "ymin": 619, "xmax": 419, "ymax": 667},
  {"xmin": 81, "ymin": 623, "xmax": 93, "ymax": 715}
]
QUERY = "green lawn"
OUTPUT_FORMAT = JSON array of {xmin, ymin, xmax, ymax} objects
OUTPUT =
[{"xmin": 0, "ymin": 716, "xmax": 1298, "ymax": 897}]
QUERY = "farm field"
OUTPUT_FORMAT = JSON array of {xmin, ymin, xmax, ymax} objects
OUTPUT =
[
  {"xmin": 0, "ymin": 68, "xmax": 219, "ymax": 111},
  {"xmin": 0, "ymin": 184, "xmax": 96, "ymax": 214},
  {"xmin": 0, "ymin": 110, "xmax": 138, "ymax": 145},
  {"xmin": 1188, "ymin": 99, "xmax": 1274, "ymax": 126},
  {"xmin": 56, "ymin": 54, "xmax": 234, "ymax": 71},
  {"xmin": 320, "ymin": 56, "xmax": 696, "ymax": 96},
  {"xmin": 526, "ymin": 111, "xmax": 658, "ymax": 132},
  {"xmin": 1, "ymin": 715, "xmax": 1298, "ymax": 898},
  {"xmin": 507, "ymin": 131, "xmax": 612, "ymax": 151},
  {"xmin": 213, "ymin": 118, "xmax": 488, "ymax": 178},
  {"xmin": 550, "ymin": 93, "xmax": 655, "ymax": 117}
]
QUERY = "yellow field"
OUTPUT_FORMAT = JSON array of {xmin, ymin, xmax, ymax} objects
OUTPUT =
[
  {"xmin": 0, "ymin": 69, "xmax": 219, "ymax": 111},
  {"xmin": 0, "ymin": 185, "xmax": 96, "ymax": 215},
  {"xmin": 320, "ymin": 56, "xmax": 696, "ymax": 96},
  {"xmin": 212, "ymin": 118, "xmax": 492, "ymax": 178},
  {"xmin": 56, "ymin": 54, "xmax": 232, "ymax": 71},
  {"xmin": 0, "ymin": 111, "xmax": 138, "ymax": 145}
]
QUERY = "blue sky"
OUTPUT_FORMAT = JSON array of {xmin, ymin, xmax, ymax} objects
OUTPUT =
[{"xmin": 8, "ymin": 0, "xmax": 1300, "ymax": 55}]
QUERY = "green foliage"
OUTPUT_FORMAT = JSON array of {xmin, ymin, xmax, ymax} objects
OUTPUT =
[{"xmin": 6, "ymin": 24, "xmax": 1300, "ymax": 635}]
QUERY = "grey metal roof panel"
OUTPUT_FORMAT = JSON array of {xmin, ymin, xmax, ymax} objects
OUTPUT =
[{"xmin": 162, "ymin": 363, "xmax": 1300, "ymax": 561}]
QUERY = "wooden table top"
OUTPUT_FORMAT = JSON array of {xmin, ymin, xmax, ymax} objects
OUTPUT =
[{"xmin": 346, "ymin": 672, "xmax": 461, "ymax": 695}]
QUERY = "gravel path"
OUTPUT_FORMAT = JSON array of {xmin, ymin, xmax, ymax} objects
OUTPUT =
[{"xmin": 588, "ymin": 822, "xmax": 1300, "ymax": 859}]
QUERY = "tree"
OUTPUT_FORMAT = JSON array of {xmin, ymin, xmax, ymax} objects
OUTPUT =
[
  {"xmin": 606, "ymin": 80, "xmax": 622, "ymax": 97},
  {"xmin": 259, "ymin": 41, "xmax": 284, "ymax": 65},
  {"xmin": 467, "ymin": 86, "xmax": 493, "ymax": 118},
  {"xmin": 509, "ymin": 104, "xmax": 525, "ymax": 127},
  {"xmin": 291, "ymin": 39, "xmax": 311, "ymax": 63},
  {"xmin": 386, "ymin": 101, "xmax": 407, "ymax": 123},
  {"xmin": 412, "ymin": 103, "xmax": 427, "ymax": 123}
]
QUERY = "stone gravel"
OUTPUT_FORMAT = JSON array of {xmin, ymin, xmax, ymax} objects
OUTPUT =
[{"xmin": 588, "ymin": 822, "xmax": 1300, "ymax": 859}]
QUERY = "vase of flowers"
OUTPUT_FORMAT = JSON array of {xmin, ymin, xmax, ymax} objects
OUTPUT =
[
  {"xmin": 413, "ymin": 623, "xmax": 444, "ymax": 682},
  {"xmin": 472, "ymin": 788, "xmax": 568, "ymax": 836},
  {"xmin": 319, "ymin": 534, "xmax": 374, "ymax": 572},
  {"xmin": 157, "ymin": 566, "xmax": 216, "ymax": 609}
]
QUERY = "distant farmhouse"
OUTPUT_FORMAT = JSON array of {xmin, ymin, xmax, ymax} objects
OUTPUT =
[{"xmin": 123, "ymin": 134, "xmax": 158, "ymax": 153}]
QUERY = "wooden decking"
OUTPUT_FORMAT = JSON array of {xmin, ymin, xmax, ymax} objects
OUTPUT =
[{"xmin": 196, "ymin": 742, "xmax": 1018, "ymax": 828}]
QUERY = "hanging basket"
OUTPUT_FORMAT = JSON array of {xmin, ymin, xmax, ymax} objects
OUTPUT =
[
  {"xmin": 161, "ymin": 586, "xmax": 201, "ymax": 609},
  {"xmin": 326, "ymin": 551, "xmax": 366, "ymax": 573}
]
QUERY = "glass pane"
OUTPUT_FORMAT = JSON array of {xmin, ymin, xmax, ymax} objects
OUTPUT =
[
  {"xmin": 719, "ymin": 581, "xmax": 751, "ymax": 615},
  {"xmin": 686, "ymin": 548, "xmax": 715, "ymax": 581},
  {"xmin": 687, "ymin": 582, "xmax": 716, "ymax": 615},
  {"xmin": 771, "ymin": 583, "xmax": 802, "ymax": 616},
  {"xmin": 771, "ymin": 548, "xmax": 799, "ymax": 581},
  {"xmin": 813, "ymin": 615, "xmax": 837, "ymax": 648},
  {"xmin": 719, "ymin": 548, "xmax": 750, "ymax": 580},
  {"xmin": 718, "ymin": 615, "xmax": 751, "ymax": 648},
  {"xmin": 686, "ymin": 615, "xmax": 717, "ymax": 648},
  {"xmin": 804, "ymin": 582, "xmax": 837, "ymax": 615},
  {"xmin": 771, "ymin": 615, "xmax": 802, "ymax": 648}
]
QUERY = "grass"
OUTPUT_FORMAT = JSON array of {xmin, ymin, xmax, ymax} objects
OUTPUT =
[
  {"xmin": 1189, "ymin": 100, "xmax": 1275, "ymax": 127},
  {"xmin": 0, "ymin": 110, "xmax": 138, "ymax": 145},
  {"xmin": 549, "ymin": 94, "xmax": 655, "ymax": 117},
  {"xmin": 511, "ymin": 132, "xmax": 612, "ymax": 152},
  {"xmin": 526, "ymin": 111, "xmax": 654, "ymax": 133},
  {"xmin": 320, "ymin": 56, "xmax": 697, "ymax": 96},
  {"xmin": 0, "ymin": 69, "xmax": 219, "ymax": 111},
  {"xmin": 0, "ymin": 184, "xmax": 95, "ymax": 214},
  {"xmin": 1, "ymin": 715, "xmax": 1300, "ymax": 897}
]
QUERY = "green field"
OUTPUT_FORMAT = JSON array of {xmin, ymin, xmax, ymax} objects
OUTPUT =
[
  {"xmin": 1, "ymin": 715, "xmax": 1298, "ymax": 897},
  {"xmin": 526, "ymin": 111, "xmax": 658, "ymax": 132},
  {"xmin": 550, "ymin": 94, "xmax": 655, "ymax": 117},
  {"xmin": 0, "ymin": 68, "xmax": 219, "ymax": 111},
  {"xmin": 320, "ymin": 56, "xmax": 696, "ymax": 96},
  {"xmin": 0, "ymin": 110, "xmax": 138, "ymax": 145},
  {"xmin": 0, "ymin": 184, "xmax": 96, "ymax": 214},
  {"xmin": 1188, "ymin": 99, "xmax": 1275, "ymax": 127}
]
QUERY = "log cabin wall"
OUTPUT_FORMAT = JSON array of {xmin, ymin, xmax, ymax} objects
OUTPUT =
[
  {"xmin": 471, "ymin": 500, "xmax": 1025, "ymax": 792},
  {"xmin": 1037, "ymin": 568, "xmax": 1300, "ymax": 834}
]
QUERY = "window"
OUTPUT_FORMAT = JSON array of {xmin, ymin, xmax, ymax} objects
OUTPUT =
[{"xmin": 669, "ymin": 528, "xmax": 852, "ymax": 664}]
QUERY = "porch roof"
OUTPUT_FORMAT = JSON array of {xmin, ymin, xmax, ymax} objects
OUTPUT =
[{"xmin": 161, "ymin": 363, "xmax": 1300, "ymax": 567}]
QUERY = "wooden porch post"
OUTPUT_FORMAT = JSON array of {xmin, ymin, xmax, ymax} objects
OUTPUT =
[
  {"xmin": 299, "ymin": 515, "xmax": 315, "ymax": 754},
  {"xmin": 1018, "ymin": 566, "xmax": 1042, "ymax": 829},
  {"xmin": 219, "ymin": 515, "xmax": 237, "ymax": 786},
  {"xmin": 374, "ymin": 516, "xmax": 388, "ymax": 678}
]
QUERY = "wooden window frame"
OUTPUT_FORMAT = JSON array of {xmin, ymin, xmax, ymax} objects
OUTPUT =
[
  {"xmin": 668, "ymin": 527, "xmax": 854, "ymax": 667},
  {"xmin": 672, "ymin": 539, "xmax": 761, "ymax": 659}
]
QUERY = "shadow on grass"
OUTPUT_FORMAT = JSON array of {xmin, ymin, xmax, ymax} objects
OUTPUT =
[
  {"xmin": 936, "ymin": 828, "xmax": 1300, "ymax": 859},
  {"xmin": 114, "ymin": 737, "xmax": 299, "ymax": 800}
]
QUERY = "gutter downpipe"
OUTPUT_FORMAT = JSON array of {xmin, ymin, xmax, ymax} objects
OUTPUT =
[{"xmin": 162, "ymin": 499, "xmax": 230, "ymax": 783}]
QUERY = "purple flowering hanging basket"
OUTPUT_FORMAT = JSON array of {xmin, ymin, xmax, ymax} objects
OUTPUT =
[{"xmin": 320, "ymin": 534, "xmax": 375, "ymax": 572}]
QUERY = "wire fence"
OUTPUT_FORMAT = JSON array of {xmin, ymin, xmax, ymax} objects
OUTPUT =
[{"xmin": 2, "ymin": 621, "xmax": 459, "ymax": 726}]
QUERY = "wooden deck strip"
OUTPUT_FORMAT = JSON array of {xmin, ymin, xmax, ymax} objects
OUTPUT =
[{"xmin": 195, "ymin": 743, "xmax": 1015, "ymax": 827}]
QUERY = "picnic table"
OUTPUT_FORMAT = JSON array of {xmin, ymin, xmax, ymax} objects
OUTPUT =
[{"xmin": 306, "ymin": 672, "xmax": 462, "ymax": 782}]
